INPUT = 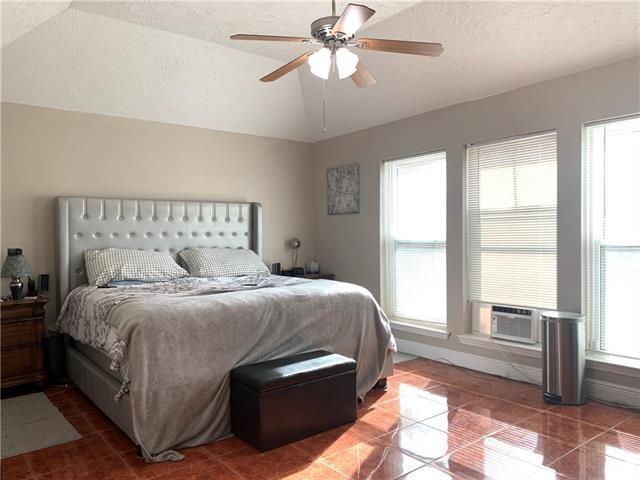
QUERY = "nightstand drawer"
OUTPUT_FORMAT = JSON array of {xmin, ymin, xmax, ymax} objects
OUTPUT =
[
  {"xmin": 1, "ymin": 303, "xmax": 38, "ymax": 321},
  {"xmin": 1, "ymin": 347, "xmax": 35, "ymax": 378},
  {"xmin": 1, "ymin": 321, "xmax": 36, "ymax": 348}
]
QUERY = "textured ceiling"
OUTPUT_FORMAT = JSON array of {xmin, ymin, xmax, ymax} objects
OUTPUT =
[
  {"xmin": 300, "ymin": 0, "xmax": 640, "ymax": 140},
  {"xmin": 2, "ymin": 1, "xmax": 639, "ymax": 142},
  {"xmin": 71, "ymin": 1, "xmax": 419, "ymax": 61},
  {"xmin": 1, "ymin": 0, "xmax": 70, "ymax": 47}
]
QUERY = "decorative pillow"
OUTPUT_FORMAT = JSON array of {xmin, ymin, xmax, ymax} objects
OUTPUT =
[
  {"xmin": 179, "ymin": 248, "xmax": 270, "ymax": 277},
  {"xmin": 84, "ymin": 248, "xmax": 189, "ymax": 286}
]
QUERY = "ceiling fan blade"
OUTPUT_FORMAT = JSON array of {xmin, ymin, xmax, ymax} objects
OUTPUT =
[
  {"xmin": 260, "ymin": 52, "xmax": 312, "ymax": 82},
  {"xmin": 351, "ymin": 60, "xmax": 376, "ymax": 88},
  {"xmin": 331, "ymin": 3, "xmax": 375, "ymax": 37},
  {"xmin": 231, "ymin": 34, "xmax": 314, "ymax": 43},
  {"xmin": 355, "ymin": 38, "xmax": 443, "ymax": 56}
]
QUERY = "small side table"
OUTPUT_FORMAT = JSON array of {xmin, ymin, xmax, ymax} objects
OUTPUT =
[
  {"xmin": 302, "ymin": 273, "xmax": 335, "ymax": 280},
  {"xmin": 1, "ymin": 296, "xmax": 48, "ymax": 389}
]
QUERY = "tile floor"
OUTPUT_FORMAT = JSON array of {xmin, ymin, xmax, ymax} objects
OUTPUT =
[{"xmin": 2, "ymin": 357, "xmax": 639, "ymax": 479}]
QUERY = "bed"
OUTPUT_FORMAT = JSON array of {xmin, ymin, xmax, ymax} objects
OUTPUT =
[{"xmin": 55, "ymin": 196, "xmax": 395, "ymax": 462}]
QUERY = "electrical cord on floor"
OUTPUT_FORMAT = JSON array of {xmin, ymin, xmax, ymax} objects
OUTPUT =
[
  {"xmin": 425, "ymin": 356, "xmax": 494, "ymax": 381},
  {"xmin": 413, "ymin": 342, "xmax": 539, "ymax": 385},
  {"xmin": 489, "ymin": 337, "xmax": 540, "ymax": 385},
  {"xmin": 414, "ymin": 349, "xmax": 640, "ymax": 411}
]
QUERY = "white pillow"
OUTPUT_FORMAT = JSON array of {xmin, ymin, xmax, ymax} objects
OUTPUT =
[
  {"xmin": 84, "ymin": 248, "xmax": 189, "ymax": 286},
  {"xmin": 179, "ymin": 248, "xmax": 269, "ymax": 277}
]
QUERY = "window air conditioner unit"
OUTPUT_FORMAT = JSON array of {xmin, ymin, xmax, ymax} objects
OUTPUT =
[{"xmin": 490, "ymin": 305, "xmax": 538, "ymax": 344}]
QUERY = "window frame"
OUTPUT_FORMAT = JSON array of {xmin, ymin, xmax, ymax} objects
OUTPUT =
[
  {"xmin": 380, "ymin": 150, "xmax": 448, "ymax": 330},
  {"xmin": 583, "ymin": 113, "xmax": 640, "ymax": 360},
  {"xmin": 465, "ymin": 130, "xmax": 558, "ymax": 311}
]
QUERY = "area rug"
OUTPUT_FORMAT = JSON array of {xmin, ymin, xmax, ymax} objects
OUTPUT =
[{"xmin": 1, "ymin": 392, "xmax": 80, "ymax": 458}]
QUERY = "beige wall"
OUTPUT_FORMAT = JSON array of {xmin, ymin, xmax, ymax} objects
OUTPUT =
[
  {"xmin": 2, "ymin": 59, "xmax": 638, "ymax": 391},
  {"xmin": 312, "ymin": 58, "xmax": 640, "ymax": 387},
  {"xmin": 1, "ymin": 103, "xmax": 315, "ymax": 320}
]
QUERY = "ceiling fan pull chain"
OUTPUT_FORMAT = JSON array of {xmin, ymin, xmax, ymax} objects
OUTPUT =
[{"xmin": 322, "ymin": 79, "xmax": 327, "ymax": 135}]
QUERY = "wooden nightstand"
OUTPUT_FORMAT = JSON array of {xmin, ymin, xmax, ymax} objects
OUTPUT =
[
  {"xmin": 1, "ymin": 296, "xmax": 48, "ymax": 389},
  {"xmin": 302, "ymin": 273, "xmax": 335, "ymax": 280}
]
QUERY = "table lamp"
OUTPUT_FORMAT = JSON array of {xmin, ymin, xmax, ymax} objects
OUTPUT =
[{"xmin": 2, "ymin": 248, "xmax": 32, "ymax": 300}]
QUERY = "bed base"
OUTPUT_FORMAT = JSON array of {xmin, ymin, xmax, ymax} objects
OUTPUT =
[
  {"xmin": 65, "ymin": 344, "xmax": 394, "ymax": 446},
  {"xmin": 66, "ymin": 345, "xmax": 136, "ymax": 441}
]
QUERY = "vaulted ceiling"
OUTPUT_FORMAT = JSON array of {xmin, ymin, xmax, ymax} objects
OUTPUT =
[{"xmin": 2, "ymin": 1, "xmax": 639, "ymax": 142}]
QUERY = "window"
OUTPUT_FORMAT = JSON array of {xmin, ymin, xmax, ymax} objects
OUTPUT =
[
  {"xmin": 584, "ymin": 115, "xmax": 640, "ymax": 360},
  {"xmin": 466, "ymin": 131, "xmax": 557, "ymax": 309},
  {"xmin": 382, "ymin": 151, "xmax": 447, "ymax": 326}
]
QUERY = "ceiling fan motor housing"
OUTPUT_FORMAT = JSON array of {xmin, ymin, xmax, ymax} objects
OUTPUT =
[{"xmin": 311, "ymin": 16, "xmax": 352, "ymax": 47}]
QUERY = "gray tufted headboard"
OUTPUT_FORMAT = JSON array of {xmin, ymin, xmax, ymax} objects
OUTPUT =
[{"xmin": 56, "ymin": 196, "xmax": 263, "ymax": 307}]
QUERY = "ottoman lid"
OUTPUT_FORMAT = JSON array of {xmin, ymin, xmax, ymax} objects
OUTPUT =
[{"xmin": 231, "ymin": 350, "xmax": 357, "ymax": 393}]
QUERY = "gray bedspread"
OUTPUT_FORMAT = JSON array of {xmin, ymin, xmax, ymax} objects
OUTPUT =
[{"xmin": 56, "ymin": 276, "xmax": 395, "ymax": 462}]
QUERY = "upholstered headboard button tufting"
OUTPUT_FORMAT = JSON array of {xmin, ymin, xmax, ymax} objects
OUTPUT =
[{"xmin": 55, "ymin": 196, "xmax": 263, "ymax": 310}]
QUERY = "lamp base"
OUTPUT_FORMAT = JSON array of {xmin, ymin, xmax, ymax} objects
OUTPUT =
[{"xmin": 9, "ymin": 277, "xmax": 23, "ymax": 301}]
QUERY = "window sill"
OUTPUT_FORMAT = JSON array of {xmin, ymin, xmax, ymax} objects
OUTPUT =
[
  {"xmin": 391, "ymin": 319, "xmax": 450, "ymax": 340},
  {"xmin": 586, "ymin": 351, "xmax": 640, "ymax": 377},
  {"xmin": 457, "ymin": 333, "xmax": 640, "ymax": 377}
]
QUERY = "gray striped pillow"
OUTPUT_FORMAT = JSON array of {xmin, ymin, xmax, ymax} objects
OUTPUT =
[
  {"xmin": 84, "ymin": 248, "xmax": 189, "ymax": 286},
  {"xmin": 179, "ymin": 248, "xmax": 269, "ymax": 277}
]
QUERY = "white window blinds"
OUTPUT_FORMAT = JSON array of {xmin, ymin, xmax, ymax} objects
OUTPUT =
[
  {"xmin": 382, "ymin": 152, "xmax": 447, "ymax": 325},
  {"xmin": 466, "ymin": 131, "xmax": 557, "ymax": 309},
  {"xmin": 584, "ymin": 115, "xmax": 640, "ymax": 359}
]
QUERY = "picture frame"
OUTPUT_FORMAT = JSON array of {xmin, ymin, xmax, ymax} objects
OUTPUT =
[{"xmin": 327, "ymin": 163, "xmax": 360, "ymax": 215}]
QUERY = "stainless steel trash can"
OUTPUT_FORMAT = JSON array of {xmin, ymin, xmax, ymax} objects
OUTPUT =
[{"xmin": 541, "ymin": 311, "xmax": 586, "ymax": 405}]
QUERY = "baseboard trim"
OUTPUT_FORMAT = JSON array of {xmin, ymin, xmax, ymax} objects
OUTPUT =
[
  {"xmin": 584, "ymin": 378, "xmax": 640, "ymax": 409},
  {"xmin": 396, "ymin": 338, "xmax": 640, "ymax": 409}
]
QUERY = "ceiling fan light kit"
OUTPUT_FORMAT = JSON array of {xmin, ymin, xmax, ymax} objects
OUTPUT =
[
  {"xmin": 308, "ymin": 48, "xmax": 332, "ymax": 79},
  {"xmin": 335, "ymin": 48, "xmax": 359, "ymax": 79},
  {"xmin": 230, "ymin": 1, "xmax": 444, "ymax": 88}
]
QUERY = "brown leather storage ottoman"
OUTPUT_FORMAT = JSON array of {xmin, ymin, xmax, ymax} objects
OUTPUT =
[{"xmin": 230, "ymin": 350, "xmax": 357, "ymax": 451}]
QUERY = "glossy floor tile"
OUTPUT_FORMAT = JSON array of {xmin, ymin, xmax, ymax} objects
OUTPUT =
[
  {"xmin": 481, "ymin": 425, "xmax": 576, "ymax": 467},
  {"xmin": 396, "ymin": 465, "xmax": 461, "ymax": 479},
  {"xmin": 373, "ymin": 423, "xmax": 472, "ymax": 463},
  {"xmin": 515, "ymin": 412, "xmax": 607, "ymax": 446},
  {"xmin": 362, "ymin": 383, "xmax": 403, "ymax": 409},
  {"xmin": 614, "ymin": 416, "xmax": 640, "ymax": 436},
  {"xmin": 293, "ymin": 423, "xmax": 370, "ymax": 459},
  {"xmin": 582, "ymin": 428, "xmax": 640, "ymax": 465},
  {"xmin": 154, "ymin": 458, "xmax": 243, "ymax": 480},
  {"xmin": 387, "ymin": 372, "xmax": 442, "ymax": 393},
  {"xmin": 460, "ymin": 396, "xmax": 541, "ymax": 425},
  {"xmin": 416, "ymin": 384, "xmax": 481, "ymax": 409},
  {"xmin": 213, "ymin": 443, "xmax": 314, "ymax": 480},
  {"xmin": 546, "ymin": 446, "xmax": 640, "ymax": 479},
  {"xmin": 1, "ymin": 357, "xmax": 638, "ymax": 480},
  {"xmin": 420, "ymin": 407, "xmax": 509, "ymax": 441},
  {"xmin": 548, "ymin": 402, "xmax": 631, "ymax": 429},
  {"xmin": 434, "ymin": 441, "xmax": 547, "ymax": 479},
  {"xmin": 353, "ymin": 405, "xmax": 417, "ymax": 440},
  {"xmin": 377, "ymin": 393, "xmax": 453, "ymax": 423},
  {"xmin": 321, "ymin": 441, "xmax": 426, "ymax": 479}
]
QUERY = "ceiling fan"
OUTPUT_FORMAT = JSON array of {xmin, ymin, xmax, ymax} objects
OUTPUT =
[{"xmin": 230, "ymin": 1, "xmax": 443, "ymax": 88}]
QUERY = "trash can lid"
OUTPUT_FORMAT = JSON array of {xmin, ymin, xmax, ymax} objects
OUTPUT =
[{"xmin": 540, "ymin": 311, "xmax": 584, "ymax": 322}]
